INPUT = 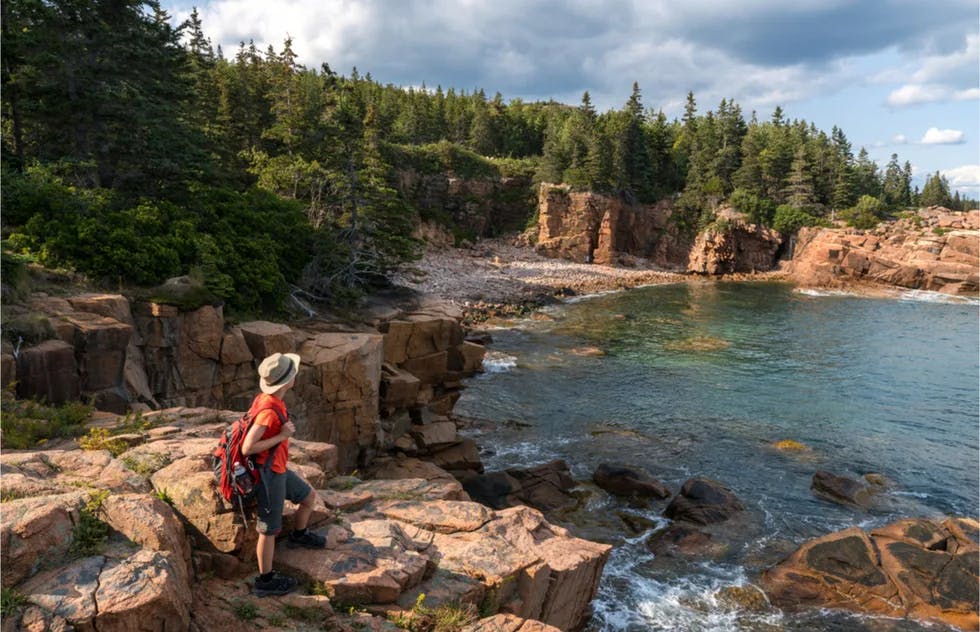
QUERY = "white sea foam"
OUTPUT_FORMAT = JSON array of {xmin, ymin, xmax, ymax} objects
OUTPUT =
[
  {"xmin": 795, "ymin": 288, "xmax": 862, "ymax": 298},
  {"xmin": 481, "ymin": 351, "xmax": 517, "ymax": 373},
  {"xmin": 590, "ymin": 543, "xmax": 784, "ymax": 631},
  {"xmin": 899, "ymin": 289, "xmax": 979, "ymax": 305}
]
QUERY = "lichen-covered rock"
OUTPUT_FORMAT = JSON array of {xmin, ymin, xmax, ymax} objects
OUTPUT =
[
  {"xmin": 761, "ymin": 518, "xmax": 979, "ymax": 631},
  {"xmin": 19, "ymin": 550, "xmax": 191, "ymax": 631}
]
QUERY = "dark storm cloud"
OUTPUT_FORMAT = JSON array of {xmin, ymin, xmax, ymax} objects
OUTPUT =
[{"xmin": 658, "ymin": 0, "xmax": 976, "ymax": 66}]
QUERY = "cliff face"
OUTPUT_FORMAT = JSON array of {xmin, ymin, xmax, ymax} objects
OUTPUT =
[
  {"xmin": 397, "ymin": 170, "xmax": 534, "ymax": 239},
  {"xmin": 782, "ymin": 208, "xmax": 980, "ymax": 295},
  {"xmin": 1, "ymin": 294, "xmax": 485, "ymax": 471},
  {"xmin": 688, "ymin": 216, "xmax": 783, "ymax": 275},
  {"xmin": 535, "ymin": 184, "xmax": 691, "ymax": 268}
]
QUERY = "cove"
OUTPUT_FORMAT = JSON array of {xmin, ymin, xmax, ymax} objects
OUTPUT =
[{"xmin": 457, "ymin": 281, "xmax": 979, "ymax": 631}]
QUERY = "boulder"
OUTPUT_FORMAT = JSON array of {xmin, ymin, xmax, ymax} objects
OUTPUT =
[
  {"xmin": 100, "ymin": 493, "xmax": 191, "ymax": 581},
  {"xmin": 646, "ymin": 524, "xmax": 730, "ymax": 559},
  {"xmin": 238, "ymin": 321, "xmax": 296, "ymax": 359},
  {"xmin": 410, "ymin": 421, "xmax": 460, "ymax": 451},
  {"xmin": 464, "ymin": 461, "xmax": 578, "ymax": 513},
  {"xmin": 276, "ymin": 535, "xmax": 430, "ymax": 604},
  {"xmin": 381, "ymin": 364, "xmax": 421, "ymax": 409},
  {"xmin": 19, "ymin": 550, "xmax": 191, "ymax": 631},
  {"xmin": 463, "ymin": 472, "xmax": 524, "ymax": 510},
  {"xmin": 15, "ymin": 339, "xmax": 80, "ymax": 404},
  {"xmin": 593, "ymin": 463, "xmax": 670, "ymax": 499},
  {"xmin": 294, "ymin": 332, "xmax": 383, "ymax": 470},
  {"xmin": 663, "ymin": 477, "xmax": 745, "ymax": 525},
  {"xmin": 368, "ymin": 456, "xmax": 462, "ymax": 487},
  {"xmin": 0, "ymin": 449, "xmax": 151, "ymax": 497},
  {"xmin": 354, "ymin": 477, "xmax": 468, "ymax": 502},
  {"xmin": 461, "ymin": 614, "xmax": 561, "ymax": 632},
  {"xmin": 375, "ymin": 500, "xmax": 494, "ymax": 534},
  {"xmin": 761, "ymin": 518, "xmax": 979, "ymax": 631},
  {"xmin": 0, "ymin": 492, "xmax": 87, "ymax": 587},
  {"xmin": 477, "ymin": 506, "xmax": 612, "ymax": 630},
  {"xmin": 810, "ymin": 470, "xmax": 873, "ymax": 508},
  {"xmin": 431, "ymin": 438, "xmax": 484, "ymax": 474}
]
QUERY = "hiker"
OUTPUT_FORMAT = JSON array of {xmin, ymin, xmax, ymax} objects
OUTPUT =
[{"xmin": 242, "ymin": 352, "xmax": 326, "ymax": 597}]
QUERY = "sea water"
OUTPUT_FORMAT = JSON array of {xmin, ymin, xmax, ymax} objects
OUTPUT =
[{"xmin": 455, "ymin": 281, "xmax": 980, "ymax": 632}]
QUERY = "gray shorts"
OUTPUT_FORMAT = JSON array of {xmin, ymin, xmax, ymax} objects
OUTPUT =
[{"xmin": 255, "ymin": 469, "xmax": 312, "ymax": 535}]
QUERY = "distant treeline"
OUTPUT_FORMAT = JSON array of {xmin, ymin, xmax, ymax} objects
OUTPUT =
[{"xmin": 1, "ymin": 2, "xmax": 974, "ymax": 313}]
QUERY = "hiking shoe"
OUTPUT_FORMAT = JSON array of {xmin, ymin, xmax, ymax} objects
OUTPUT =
[
  {"xmin": 287, "ymin": 529, "xmax": 327, "ymax": 549},
  {"xmin": 253, "ymin": 571, "xmax": 298, "ymax": 597}
]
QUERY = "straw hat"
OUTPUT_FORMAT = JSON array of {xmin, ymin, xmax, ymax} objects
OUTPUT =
[{"xmin": 258, "ymin": 352, "xmax": 301, "ymax": 394}]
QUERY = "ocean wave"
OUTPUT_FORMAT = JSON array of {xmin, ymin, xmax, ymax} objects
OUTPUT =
[
  {"xmin": 899, "ymin": 289, "xmax": 979, "ymax": 305},
  {"xmin": 590, "ymin": 544, "xmax": 784, "ymax": 632},
  {"xmin": 482, "ymin": 351, "xmax": 517, "ymax": 372}
]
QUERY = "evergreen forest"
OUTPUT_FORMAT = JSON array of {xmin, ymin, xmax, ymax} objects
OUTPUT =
[{"xmin": 2, "ymin": 1, "xmax": 975, "ymax": 314}]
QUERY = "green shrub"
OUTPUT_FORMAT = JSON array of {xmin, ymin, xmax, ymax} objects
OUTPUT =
[
  {"xmin": 840, "ymin": 195, "xmax": 885, "ymax": 230},
  {"xmin": 389, "ymin": 593, "xmax": 478, "ymax": 632},
  {"xmin": 772, "ymin": 205, "xmax": 830, "ymax": 234},
  {"xmin": 728, "ymin": 188, "xmax": 775, "ymax": 226},
  {"xmin": 79, "ymin": 427, "xmax": 129, "ymax": 456},
  {"xmin": 0, "ymin": 588, "xmax": 27, "ymax": 616},
  {"xmin": 0, "ymin": 397, "xmax": 93, "ymax": 449},
  {"xmin": 1, "ymin": 314, "xmax": 56, "ymax": 347},
  {"xmin": 4, "ymin": 166, "xmax": 311, "ymax": 314},
  {"xmin": 69, "ymin": 491, "xmax": 110, "ymax": 557},
  {"xmin": 232, "ymin": 599, "xmax": 258, "ymax": 621},
  {"xmin": 0, "ymin": 246, "xmax": 32, "ymax": 302}
]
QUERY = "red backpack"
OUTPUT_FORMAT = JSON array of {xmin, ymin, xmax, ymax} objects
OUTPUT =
[{"xmin": 211, "ymin": 407, "xmax": 283, "ymax": 520}]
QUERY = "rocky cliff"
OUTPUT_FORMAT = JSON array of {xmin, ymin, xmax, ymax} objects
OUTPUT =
[
  {"xmin": 782, "ymin": 208, "xmax": 979, "ymax": 295},
  {"xmin": 687, "ymin": 213, "xmax": 783, "ymax": 275},
  {"xmin": 535, "ymin": 184, "xmax": 690, "ymax": 268},
  {"xmin": 1, "ymin": 408, "xmax": 610, "ymax": 631},
  {"xmin": 398, "ymin": 171, "xmax": 534, "ymax": 240},
  {"xmin": 1, "ymin": 293, "xmax": 486, "ymax": 471}
]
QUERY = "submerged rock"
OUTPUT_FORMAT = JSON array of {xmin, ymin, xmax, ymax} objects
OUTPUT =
[
  {"xmin": 593, "ymin": 463, "xmax": 670, "ymax": 499},
  {"xmin": 810, "ymin": 470, "xmax": 873, "ymax": 508},
  {"xmin": 663, "ymin": 477, "xmax": 745, "ymax": 525}
]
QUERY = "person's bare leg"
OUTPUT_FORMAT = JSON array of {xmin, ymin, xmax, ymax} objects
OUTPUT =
[
  {"xmin": 294, "ymin": 490, "xmax": 316, "ymax": 531},
  {"xmin": 256, "ymin": 533, "xmax": 275, "ymax": 574}
]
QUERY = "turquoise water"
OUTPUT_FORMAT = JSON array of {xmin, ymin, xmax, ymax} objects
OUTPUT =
[{"xmin": 456, "ymin": 282, "xmax": 979, "ymax": 632}]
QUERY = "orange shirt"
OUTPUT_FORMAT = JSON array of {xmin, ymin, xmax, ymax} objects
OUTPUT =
[{"xmin": 249, "ymin": 393, "xmax": 289, "ymax": 474}]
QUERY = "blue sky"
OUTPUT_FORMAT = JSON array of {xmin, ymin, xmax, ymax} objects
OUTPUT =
[{"xmin": 164, "ymin": 0, "xmax": 980, "ymax": 197}]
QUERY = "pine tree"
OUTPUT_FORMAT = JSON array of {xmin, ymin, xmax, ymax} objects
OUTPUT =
[
  {"xmin": 919, "ymin": 171, "xmax": 954, "ymax": 208},
  {"xmin": 783, "ymin": 146, "xmax": 815, "ymax": 209}
]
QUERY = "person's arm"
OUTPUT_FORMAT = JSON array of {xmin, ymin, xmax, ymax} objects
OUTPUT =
[{"xmin": 242, "ymin": 417, "xmax": 295, "ymax": 456}]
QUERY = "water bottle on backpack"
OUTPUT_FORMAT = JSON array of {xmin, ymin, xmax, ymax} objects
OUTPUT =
[{"xmin": 233, "ymin": 461, "xmax": 254, "ymax": 496}]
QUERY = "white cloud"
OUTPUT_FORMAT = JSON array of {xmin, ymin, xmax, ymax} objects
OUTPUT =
[
  {"xmin": 891, "ymin": 134, "xmax": 908, "ymax": 144},
  {"xmin": 954, "ymin": 87, "xmax": 980, "ymax": 101},
  {"xmin": 911, "ymin": 33, "xmax": 979, "ymax": 84},
  {"xmin": 920, "ymin": 128, "xmax": 965, "ymax": 144},
  {"xmin": 887, "ymin": 84, "xmax": 947, "ymax": 107},
  {"xmin": 942, "ymin": 165, "xmax": 980, "ymax": 187}
]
